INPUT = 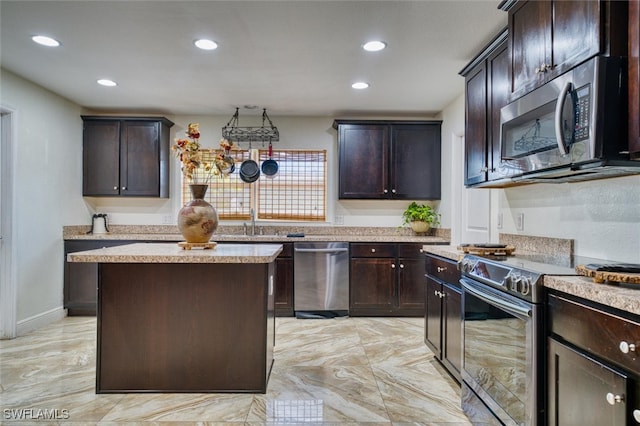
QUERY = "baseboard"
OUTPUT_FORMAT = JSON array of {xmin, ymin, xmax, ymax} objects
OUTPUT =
[{"xmin": 16, "ymin": 306, "xmax": 66, "ymax": 336}]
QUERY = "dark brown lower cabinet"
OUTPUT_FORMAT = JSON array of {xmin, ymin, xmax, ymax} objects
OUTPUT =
[
  {"xmin": 349, "ymin": 243, "xmax": 426, "ymax": 316},
  {"xmin": 425, "ymin": 253, "xmax": 462, "ymax": 382},
  {"xmin": 548, "ymin": 338, "xmax": 628, "ymax": 426},
  {"xmin": 274, "ymin": 243, "xmax": 294, "ymax": 317},
  {"xmin": 548, "ymin": 292, "xmax": 640, "ymax": 425},
  {"xmin": 64, "ymin": 240, "xmax": 139, "ymax": 315}
]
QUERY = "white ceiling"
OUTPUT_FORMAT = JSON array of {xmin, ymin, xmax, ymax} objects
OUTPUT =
[{"xmin": 0, "ymin": 0, "xmax": 507, "ymax": 117}]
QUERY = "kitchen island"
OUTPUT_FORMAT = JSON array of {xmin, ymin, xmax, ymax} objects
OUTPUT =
[{"xmin": 67, "ymin": 242, "xmax": 282, "ymax": 393}]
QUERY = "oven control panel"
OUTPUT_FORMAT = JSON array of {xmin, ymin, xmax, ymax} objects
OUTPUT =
[{"xmin": 460, "ymin": 255, "xmax": 543, "ymax": 303}]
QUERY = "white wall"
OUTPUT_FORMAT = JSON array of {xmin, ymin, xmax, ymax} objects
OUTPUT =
[
  {"xmin": 0, "ymin": 69, "xmax": 91, "ymax": 327},
  {"xmin": 88, "ymin": 113, "xmax": 444, "ymax": 228},
  {"xmin": 497, "ymin": 177, "xmax": 640, "ymax": 262},
  {"xmin": 438, "ymin": 90, "xmax": 640, "ymax": 263}
]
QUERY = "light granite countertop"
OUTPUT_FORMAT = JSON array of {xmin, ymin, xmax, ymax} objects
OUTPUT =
[
  {"xmin": 421, "ymin": 245, "xmax": 640, "ymax": 316},
  {"xmin": 544, "ymin": 276, "xmax": 640, "ymax": 316},
  {"xmin": 66, "ymin": 242, "xmax": 283, "ymax": 264},
  {"xmin": 64, "ymin": 232, "xmax": 450, "ymax": 244},
  {"xmin": 63, "ymin": 225, "xmax": 450, "ymax": 244}
]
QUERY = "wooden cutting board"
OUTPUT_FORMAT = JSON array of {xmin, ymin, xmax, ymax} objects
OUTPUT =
[
  {"xmin": 178, "ymin": 241, "xmax": 217, "ymax": 250},
  {"xmin": 457, "ymin": 245, "xmax": 516, "ymax": 256},
  {"xmin": 575, "ymin": 264, "xmax": 640, "ymax": 284}
]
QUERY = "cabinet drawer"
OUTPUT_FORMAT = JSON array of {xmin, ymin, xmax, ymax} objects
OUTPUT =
[
  {"xmin": 549, "ymin": 293, "xmax": 640, "ymax": 375},
  {"xmin": 425, "ymin": 254, "xmax": 460, "ymax": 287},
  {"xmin": 398, "ymin": 243, "xmax": 426, "ymax": 258},
  {"xmin": 350, "ymin": 243, "xmax": 396, "ymax": 258}
]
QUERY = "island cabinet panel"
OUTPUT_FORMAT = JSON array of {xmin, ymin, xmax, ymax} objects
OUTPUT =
[
  {"xmin": 349, "ymin": 243, "xmax": 426, "ymax": 317},
  {"xmin": 334, "ymin": 120, "xmax": 441, "ymax": 200},
  {"xmin": 547, "ymin": 291, "xmax": 640, "ymax": 425},
  {"xmin": 97, "ymin": 262, "xmax": 275, "ymax": 393},
  {"xmin": 82, "ymin": 116, "xmax": 173, "ymax": 198}
]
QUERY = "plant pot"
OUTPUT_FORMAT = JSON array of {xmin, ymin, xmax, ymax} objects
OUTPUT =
[
  {"xmin": 177, "ymin": 184, "xmax": 219, "ymax": 243},
  {"xmin": 410, "ymin": 220, "xmax": 430, "ymax": 234}
]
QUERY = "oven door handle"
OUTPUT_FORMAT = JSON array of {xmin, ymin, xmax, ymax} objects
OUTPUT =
[
  {"xmin": 461, "ymin": 278, "xmax": 532, "ymax": 319},
  {"xmin": 554, "ymin": 80, "xmax": 573, "ymax": 156}
]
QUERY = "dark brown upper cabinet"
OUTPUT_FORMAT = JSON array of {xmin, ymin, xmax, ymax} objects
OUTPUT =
[
  {"xmin": 82, "ymin": 116, "xmax": 174, "ymax": 197},
  {"xmin": 333, "ymin": 120, "xmax": 441, "ymax": 200},
  {"xmin": 502, "ymin": 0, "xmax": 628, "ymax": 99},
  {"xmin": 460, "ymin": 30, "xmax": 510, "ymax": 186}
]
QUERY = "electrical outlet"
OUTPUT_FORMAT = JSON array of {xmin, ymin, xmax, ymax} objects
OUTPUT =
[
  {"xmin": 162, "ymin": 214, "xmax": 174, "ymax": 225},
  {"xmin": 334, "ymin": 215, "xmax": 344, "ymax": 225},
  {"xmin": 497, "ymin": 212, "xmax": 503, "ymax": 229},
  {"xmin": 516, "ymin": 213, "xmax": 524, "ymax": 231}
]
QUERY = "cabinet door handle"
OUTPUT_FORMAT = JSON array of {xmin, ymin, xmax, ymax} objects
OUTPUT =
[
  {"xmin": 419, "ymin": 248, "xmax": 424, "ymax": 253},
  {"xmin": 121, "ymin": 186, "xmax": 127, "ymax": 190},
  {"xmin": 113, "ymin": 186, "xmax": 118, "ymax": 190},
  {"xmin": 633, "ymin": 409, "xmax": 640, "ymax": 422},
  {"xmin": 437, "ymin": 266, "xmax": 447, "ymax": 272},
  {"xmin": 391, "ymin": 189, "xmax": 396, "ymax": 194},
  {"xmin": 371, "ymin": 248, "xmax": 376, "ymax": 253},
  {"xmin": 383, "ymin": 189, "xmax": 388, "ymax": 194},
  {"xmin": 619, "ymin": 341, "xmax": 636, "ymax": 353},
  {"xmin": 606, "ymin": 393, "xmax": 624, "ymax": 405},
  {"xmin": 399, "ymin": 264, "xmax": 404, "ymax": 269},
  {"xmin": 391, "ymin": 263, "xmax": 396, "ymax": 269},
  {"xmin": 535, "ymin": 63, "xmax": 550, "ymax": 74}
]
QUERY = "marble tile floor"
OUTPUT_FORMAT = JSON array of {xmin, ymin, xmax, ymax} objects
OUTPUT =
[{"xmin": 0, "ymin": 316, "xmax": 471, "ymax": 425}]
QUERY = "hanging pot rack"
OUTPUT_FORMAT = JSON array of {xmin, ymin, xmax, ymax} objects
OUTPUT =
[{"xmin": 221, "ymin": 107, "xmax": 279, "ymax": 144}]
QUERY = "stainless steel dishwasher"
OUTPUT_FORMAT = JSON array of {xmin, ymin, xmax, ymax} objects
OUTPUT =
[{"xmin": 293, "ymin": 242, "xmax": 349, "ymax": 318}]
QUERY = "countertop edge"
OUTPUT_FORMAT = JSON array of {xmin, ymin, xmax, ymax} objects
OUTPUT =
[
  {"xmin": 64, "ymin": 233, "xmax": 450, "ymax": 244},
  {"xmin": 67, "ymin": 242, "xmax": 283, "ymax": 264},
  {"xmin": 544, "ymin": 275, "xmax": 640, "ymax": 316},
  {"xmin": 420, "ymin": 245, "xmax": 640, "ymax": 316}
]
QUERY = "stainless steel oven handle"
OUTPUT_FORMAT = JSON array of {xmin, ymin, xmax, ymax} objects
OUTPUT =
[
  {"xmin": 461, "ymin": 278, "xmax": 532, "ymax": 319},
  {"xmin": 554, "ymin": 80, "xmax": 573, "ymax": 156}
]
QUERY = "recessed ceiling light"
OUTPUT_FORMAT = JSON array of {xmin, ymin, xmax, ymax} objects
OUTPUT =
[
  {"xmin": 97, "ymin": 79, "xmax": 117, "ymax": 87},
  {"xmin": 352, "ymin": 82, "xmax": 369, "ymax": 90},
  {"xmin": 363, "ymin": 41, "xmax": 386, "ymax": 52},
  {"xmin": 32, "ymin": 35, "xmax": 60, "ymax": 47},
  {"xmin": 194, "ymin": 39, "xmax": 218, "ymax": 50}
]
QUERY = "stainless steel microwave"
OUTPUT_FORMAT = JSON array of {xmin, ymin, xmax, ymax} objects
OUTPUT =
[{"xmin": 497, "ymin": 56, "xmax": 640, "ymax": 184}]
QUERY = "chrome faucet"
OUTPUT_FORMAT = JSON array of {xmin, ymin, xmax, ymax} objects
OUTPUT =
[{"xmin": 250, "ymin": 208, "xmax": 256, "ymax": 236}]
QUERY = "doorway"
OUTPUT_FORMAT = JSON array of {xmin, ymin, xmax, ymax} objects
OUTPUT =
[
  {"xmin": 1, "ymin": 109, "xmax": 17, "ymax": 339},
  {"xmin": 450, "ymin": 131, "xmax": 490, "ymax": 245}
]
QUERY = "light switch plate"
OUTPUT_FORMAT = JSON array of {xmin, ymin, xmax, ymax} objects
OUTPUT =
[
  {"xmin": 334, "ymin": 215, "xmax": 344, "ymax": 225},
  {"xmin": 516, "ymin": 213, "xmax": 524, "ymax": 231},
  {"xmin": 162, "ymin": 215, "xmax": 174, "ymax": 224},
  {"xmin": 497, "ymin": 212, "xmax": 503, "ymax": 229}
]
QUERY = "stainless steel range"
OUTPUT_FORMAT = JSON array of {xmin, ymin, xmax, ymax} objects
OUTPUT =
[{"xmin": 458, "ymin": 252, "xmax": 610, "ymax": 426}]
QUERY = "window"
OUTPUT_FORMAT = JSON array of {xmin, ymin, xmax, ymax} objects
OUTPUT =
[{"xmin": 181, "ymin": 149, "xmax": 326, "ymax": 221}]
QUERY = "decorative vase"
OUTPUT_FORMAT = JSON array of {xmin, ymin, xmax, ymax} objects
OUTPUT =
[
  {"xmin": 177, "ymin": 184, "xmax": 219, "ymax": 243},
  {"xmin": 410, "ymin": 220, "xmax": 430, "ymax": 234}
]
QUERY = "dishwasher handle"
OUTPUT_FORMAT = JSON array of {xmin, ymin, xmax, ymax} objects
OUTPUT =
[{"xmin": 294, "ymin": 248, "xmax": 349, "ymax": 254}]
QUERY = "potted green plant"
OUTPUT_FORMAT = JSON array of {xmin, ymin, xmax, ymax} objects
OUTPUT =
[{"xmin": 401, "ymin": 202, "xmax": 440, "ymax": 233}]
